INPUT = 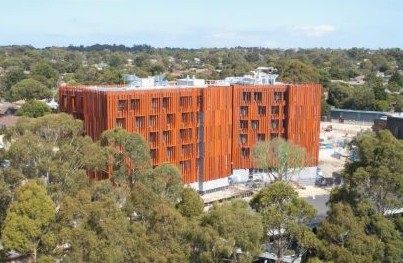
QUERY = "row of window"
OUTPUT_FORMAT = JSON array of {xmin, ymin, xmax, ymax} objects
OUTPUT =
[
  {"xmin": 242, "ymin": 91, "xmax": 283, "ymax": 102},
  {"xmin": 148, "ymin": 128, "xmax": 195, "ymax": 144},
  {"xmin": 117, "ymin": 96, "xmax": 203, "ymax": 111},
  {"xmin": 118, "ymin": 118, "xmax": 283, "ymax": 134},
  {"xmin": 116, "ymin": 113, "xmax": 200, "ymax": 129},
  {"xmin": 150, "ymin": 144, "xmax": 195, "ymax": 160},
  {"xmin": 239, "ymin": 133, "xmax": 283, "ymax": 145},
  {"xmin": 240, "ymin": 105, "xmax": 282, "ymax": 116},
  {"xmin": 239, "ymin": 120, "xmax": 280, "ymax": 129},
  {"xmin": 118, "ymin": 91, "xmax": 283, "ymax": 112},
  {"xmin": 152, "ymin": 156, "xmax": 197, "ymax": 173}
]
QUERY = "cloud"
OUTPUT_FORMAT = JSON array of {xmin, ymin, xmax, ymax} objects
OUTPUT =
[{"xmin": 291, "ymin": 25, "xmax": 336, "ymax": 37}]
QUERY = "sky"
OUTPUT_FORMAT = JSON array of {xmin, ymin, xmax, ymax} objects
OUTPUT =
[{"xmin": 0, "ymin": 0, "xmax": 402, "ymax": 49}]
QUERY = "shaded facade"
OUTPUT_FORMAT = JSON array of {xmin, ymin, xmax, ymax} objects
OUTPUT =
[
  {"xmin": 59, "ymin": 83, "xmax": 321, "ymax": 191},
  {"xmin": 386, "ymin": 115, "xmax": 403, "ymax": 139}
]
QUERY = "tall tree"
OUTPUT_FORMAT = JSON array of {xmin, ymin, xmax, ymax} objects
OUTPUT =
[
  {"xmin": 101, "ymin": 128, "xmax": 151, "ymax": 186},
  {"xmin": 341, "ymin": 130, "xmax": 403, "ymax": 214},
  {"xmin": 250, "ymin": 181, "xmax": 319, "ymax": 263},
  {"xmin": 176, "ymin": 187, "xmax": 204, "ymax": 218},
  {"xmin": 316, "ymin": 203, "xmax": 383, "ymax": 263},
  {"xmin": 2, "ymin": 180, "xmax": 55, "ymax": 263},
  {"xmin": 252, "ymin": 138, "xmax": 308, "ymax": 181},
  {"xmin": 147, "ymin": 163, "xmax": 183, "ymax": 204},
  {"xmin": 201, "ymin": 200, "xmax": 263, "ymax": 262},
  {"xmin": 9, "ymin": 78, "xmax": 52, "ymax": 101},
  {"xmin": 16, "ymin": 100, "xmax": 51, "ymax": 118}
]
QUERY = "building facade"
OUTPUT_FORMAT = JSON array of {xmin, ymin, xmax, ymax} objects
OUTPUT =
[{"xmin": 59, "ymin": 79, "xmax": 321, "ymax": 192}]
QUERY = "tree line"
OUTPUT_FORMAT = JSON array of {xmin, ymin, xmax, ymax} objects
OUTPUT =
[
  {"xmin": 0, "ymin": 114, "xmax": 402, "ymax": 262},
  {"xmin": 1, "ymin": 45, "xmax": 403, "ymax": 115}
]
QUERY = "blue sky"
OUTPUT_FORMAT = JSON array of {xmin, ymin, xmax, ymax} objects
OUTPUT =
[{"xmin": 1, "ymin": 0, "xmax": 402, "ymax": 48}]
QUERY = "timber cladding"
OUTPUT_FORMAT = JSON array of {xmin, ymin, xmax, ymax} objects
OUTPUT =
[{"xmin": 59, "ymin": 83, "xmax": 321, "ymax": 184}]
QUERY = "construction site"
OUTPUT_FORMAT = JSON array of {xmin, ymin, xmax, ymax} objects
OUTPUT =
[{"xmin": 202, "ymin": 121, "xmax": 373, "ymax": 210}]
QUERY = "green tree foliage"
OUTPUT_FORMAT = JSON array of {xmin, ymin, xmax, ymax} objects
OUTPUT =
[
  {"xmin": 16, "ymin": 100, "xmax": 51, "ymax": 118},
  {"xmin": 2, "ymin": 180, "xmax": 55, "ymax": 262},
  {"xmin": 389, "ymin": 71, "xmax": 403, "ymax": 87},
  {"xmin": 252, "ymin": 138, "xmax": 308, "ymax": 181},
  {"xmin": 9, "ymin": 78, "xmax": 52, "ymax": 101},
  {"xmin": 276, "ymin": 60, "xmax": 321, "ymax": 83},
  {"xmin": 5, "ymin": 114, "xmax": 105, "ymax": 201},
  {"xmin": 321, "ymin": 98, "xmax": 330, "ymax": 116},
  {"xmin": 31, "ymin": 60, "xmax": 59, "ymax": 87},
  {"xmin": 315, "ymin": 130, "xmax": 403, "ymax": 262},
  {"xmin": 176, "ymin": 187, "xmax": 204, "ymax": 218},
  {"xmin": 339, "ymin": 130, "xmax": 403, "ymax": 214},
  {"xmin": 250, "ymin": 181, "xmax": 319, "ymax": 263},
  {"xmin": 366, "ymin": 73, "xmax": 387, "ymax": 100},
  {"xmin": 147, "ymin": 163, "xmax": 183, "ymax": 204},
  {"xmin": 317, "ymin": 203, "xmax": 383, "ymax": 263},
  {"xmin": 394, "ymin": 94, "xmax": 403, "ymax": 112},
  {"xmin": 2, "ymin": 68, "xmax": 26, "ymax": 90},
  {"xmin": 200, "ymin": 200, "xmax": 263, "ymax": 262},
  {"xmin": 101, "ymin": 128, "xmax": 151, "ymax": 186},
  {"xmin": 342, "ymin": 86, "xmax": 376, "ymax": 110},
  {"xmin": 326, "ymin": 82, "xmax": 353, "ymax": 108}
]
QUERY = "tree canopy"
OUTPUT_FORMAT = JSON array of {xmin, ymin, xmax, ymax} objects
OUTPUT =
[
  {"xmin": 9, "ymin": 78, "xmax": 52, "ymax": 101},
  {"xmin": 252, "ymin": 138, "xmax": 308, "ymax": 181},
  {"xmin": 16, "ymin": 100, "xmax": 51, "ymax": 118},
  {"xmin": 2, "ymin": 180, "xmax": 55, "ymax": 262}
]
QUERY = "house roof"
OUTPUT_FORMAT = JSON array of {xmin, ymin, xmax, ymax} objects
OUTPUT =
[{"xmin": 0, "ymin": 102, "xmax": 20, "ymax": 115}]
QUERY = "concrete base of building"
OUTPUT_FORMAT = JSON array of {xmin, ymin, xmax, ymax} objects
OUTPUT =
[
  {"xmin": 229, "ymin": 167, "xmax": 320, "ymax": 187},
  {"xmin": 188, "ymin": 177, "xmax": 230, "ymax": 194}
]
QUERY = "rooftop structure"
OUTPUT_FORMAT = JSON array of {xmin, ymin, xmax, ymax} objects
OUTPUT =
[{"xmin": 59, "ymin": 71, "xmax": 320, "ymax": 192}]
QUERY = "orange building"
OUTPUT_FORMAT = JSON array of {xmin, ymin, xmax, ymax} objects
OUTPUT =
[{"xmin": 59, "ymin": 78, "xmax": 321, "ymax": 192}]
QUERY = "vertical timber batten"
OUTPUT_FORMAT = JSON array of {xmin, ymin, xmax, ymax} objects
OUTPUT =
[{"xmin": 59, "ymin": 83, "xmax": 321, "ymax": 187}]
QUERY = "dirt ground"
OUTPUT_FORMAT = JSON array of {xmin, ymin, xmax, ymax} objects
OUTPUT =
[{"xmin": 318, "ymin": 121, "xmax": 372, "ymax": 178}]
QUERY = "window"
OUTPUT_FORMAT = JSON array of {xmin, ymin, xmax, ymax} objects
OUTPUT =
[
  {"xmin": 150, "ymin": 149, "xmax": 157, "ymax": 160},
  {"xmin": 182, "ymin": 112, "xmax": 193, "ymax": 123},
  {"xmin": 167, "ymin": 147, "xmax": 174, "ymax": 157},
  {"xmin": 251, "ymin": 120, "xmax": 259, "ymax": 129},
  {"xmin": 180, "ymin": 96, "xmax": 192, "ymax": 107},
  {"xmin": 274, "ymin": 92, "xmax": 283, "ymax": 101},
  {"xmin": 271, "ymin": 106, "xmax": 280, "ymax": 114},
  {"xmin": 151, "ymin": 98, "xmax": 159, "ymax": 109},
  {"xmin": 242, "ymin": 92, "xmax": 251, "ymax": 101},
  {"xmin": 163, "ymin": 131, "xmax": 171, "ymax": 143},
  {"xmin": 180, "ymin": 160, "xmax": 191, "ymax": 172},
  {"xmin": 149, "ymin": 115, "xmax": 158, "ymax": 127},
  {"xmin": 258, "ymin": 106, "xmax": 266, "ymax": 116},
  {"xmin": 241, "ymin": 147, "xmax": 250, "ymax": 157},
  {"xmin": 167, "ymin": 114, "xmax": 174, "ymax": 125},
  {"xmin": 271, "ymin": 120, "xmax": 279, "ymax": 129},
  {"xmin": 118, "ymin": 100, "xmax": 126, "ymax": 111},
  {"xmin": 130, "ymin": 99, "xmax": 140, "ymax": 111},
  {"xmin": 135, "ymin": 116, "xmax": 145, "ymax": 128},
  {"xmin": 257, "ymin": 133, "xmax": 266, "ymax": 141},
  {"xmin": 254, "ymin": 92, "xmax": 262, "ymax": 101},
  {"xmin": 116, "ymin": 118, "xmax": 124, "ymax": 128},
  {"xmin": 240, "ymin": 134, "xmax": 247, "ymax": 144},
  {"xmin": 182, "ymin": 144, "xmax": 193, "ymax": 156},
  {"xmin": 240, "ymin": 120, "xmax": 248, "ymax": 129},
  {"xmin": 180, "ymin": 128, "xmax": 192, "ymax": 141},
  {"xmin": 240, "ymin": 106, "xmax": 248, "ymax": 116},
  {"xmin": 162, "ymin": 97, "xmax": 170, "ymax": 109},
  {"xmin": 149, "ymin": 132, "xmax": 158, "ymax": 143},
  {"xmin": 182, "ymin": 113, "xmax": 187, "ymax": 123}
]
